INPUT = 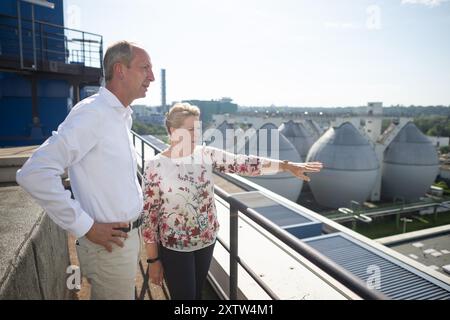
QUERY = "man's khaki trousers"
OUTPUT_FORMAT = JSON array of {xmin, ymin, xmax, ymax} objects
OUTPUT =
[{"xmin": 76, "ymin": 227, "xmax": 142, "ymax": 300}]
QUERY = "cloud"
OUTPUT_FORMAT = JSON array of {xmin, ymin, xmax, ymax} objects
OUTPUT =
[
  {"xmin": 401, "ymin": 0, "xmax": 450, "ymax": 7},
  {"xmin": 324, "ymin": 22, "xmax": 360, "ymax": 30}
]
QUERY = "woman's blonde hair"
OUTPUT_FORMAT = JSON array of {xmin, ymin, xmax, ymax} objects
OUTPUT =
[{"xmin": 165, "ymin": 103, "xmax": 200, "ymax": 134}]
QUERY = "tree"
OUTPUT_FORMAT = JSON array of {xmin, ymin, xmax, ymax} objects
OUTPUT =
[
  {"xmin": 440, "ymin": 145, "xmax": 450, "ymax": 154},
  {"xmin": 132, "ymin": 121, "xmax": 167, "ymax": 136}
]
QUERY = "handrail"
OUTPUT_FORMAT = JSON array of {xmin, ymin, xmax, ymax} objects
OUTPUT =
[
  {"xmin": 0, "ymin": 13, "xmax": 102, "ymax": 38},
  {"xmin": 0, "ymin": 13, "xmax": 103, "ymax": 69},
  {"xmin": 218, "ymin": 186, "xmax": 388, "ymax": 300},
  {"xmin": 130, "ymin": 130, "xmax": 388, "ymax": 300}
]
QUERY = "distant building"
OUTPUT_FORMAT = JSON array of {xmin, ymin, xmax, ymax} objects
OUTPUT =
[
  {"xmin": 439, "ymin": 166, "xmax": 450, "ymax": 181},
  {"xmin": 428, "ymin": 136, "xmax": 450, "ymax": 149},
  {"xmin": 131, "ymin": 105, "xmax": 165, "ymax": 125},
  {"xmin": 131, "ymin": 105, "xmax": 152, "ymax": 118},
  {"xmin": 161, "ymin": 69, "xmax": 167, "ymax": 113},
  {"xmin": 182, "ymin": 98, "xmax": 238, "ymax": 125},
  {"xmin": 364, "ymin": 102, "xmax": 383, "ymax": 143}
]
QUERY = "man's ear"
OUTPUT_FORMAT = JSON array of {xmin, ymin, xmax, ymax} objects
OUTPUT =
[{"xmin": 113, "ymin": 63, "xmax": 124, "ymax": 80}]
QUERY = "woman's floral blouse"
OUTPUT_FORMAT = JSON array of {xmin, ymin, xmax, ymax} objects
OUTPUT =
[{"xmin": 141, "ymin": 145, "xmax": 274, "ymax": 252}]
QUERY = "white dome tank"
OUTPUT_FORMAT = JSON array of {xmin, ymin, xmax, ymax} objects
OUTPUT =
[
  {"xmin": 306, "ymin": 122, "xmax": 380, "ymax": 209},
  {"xmin": 206, "ymin": 121, "xmax": 235, "ymax": 151},
  {"xmin": 381, "ymin": 122, "xmax": 439, "ymax": 202},
  {"xmin": 279, "ymin": 120, "xmax": 316, "ymax": 159},
  {"xmin": 238, "ymin": 123, "xmax": 303, "ymax": 202},
  {"xmin": 305, "ymin": 119, "xmax": 324, "ymax": 138}
]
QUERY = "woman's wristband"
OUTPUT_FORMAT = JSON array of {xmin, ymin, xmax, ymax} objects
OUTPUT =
[{"xmin": 147, "ymin": 256, "xmax": 160, "ymax": 264}]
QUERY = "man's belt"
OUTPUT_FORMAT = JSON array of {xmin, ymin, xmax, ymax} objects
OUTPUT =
[{"xmin": 114, "ymin": 215, "xmax": 144, "ymax": 233}]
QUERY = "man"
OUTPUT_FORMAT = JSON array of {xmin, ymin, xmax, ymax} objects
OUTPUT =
[{"xmin": 16, "ymin": 41, "xmax": 155, "ymax": 299}]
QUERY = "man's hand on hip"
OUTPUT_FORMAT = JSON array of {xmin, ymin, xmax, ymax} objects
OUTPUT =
[{"xmin": 85, "ymin": 222, "xmax": 129, "ymax": 252}]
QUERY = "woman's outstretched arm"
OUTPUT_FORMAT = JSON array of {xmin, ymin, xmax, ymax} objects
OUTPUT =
[{"xmin": 205, "ymin": 146, "xmax": 322, "ymax": 181}]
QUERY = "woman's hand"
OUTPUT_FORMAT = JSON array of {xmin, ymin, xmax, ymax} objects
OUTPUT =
[
  {"xmin": 283, "ymin": 161, "xmax": 323, "ymax": 181},
  {"xmin": 149, "ymin": 260, "xmax": 164, "ymax": 286}
]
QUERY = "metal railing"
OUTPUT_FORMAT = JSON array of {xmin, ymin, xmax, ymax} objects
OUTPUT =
[
  {"xmin": 131, "ymin": 131, "xmax": 388, "ymax": 300},
  {"xmin": 0, "ymin": 13, "xmax": 103, "ymax": 70}
]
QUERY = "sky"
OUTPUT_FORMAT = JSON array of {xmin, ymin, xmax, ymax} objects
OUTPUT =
[{"xmin": 63, "ymin": 0, "xmax": 450, "ymax": 107}]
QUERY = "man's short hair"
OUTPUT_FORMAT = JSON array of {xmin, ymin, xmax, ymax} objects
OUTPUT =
[{"xmin": 103, "ymin": 41, "xmax": 136, "ymax": 82}]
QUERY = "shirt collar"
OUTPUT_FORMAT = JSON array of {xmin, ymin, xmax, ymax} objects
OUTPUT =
[{"xmin": 99, "ymin": 87, "xmax": 133, "ymax": 117}]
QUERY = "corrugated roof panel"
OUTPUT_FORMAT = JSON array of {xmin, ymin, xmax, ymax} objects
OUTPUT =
[
  {"xmin": 304, "ymin": 233, "xmax": 450, "ymax": 300},
  {"xmin": 231, "ymin": 191, "xmax": 323, "ymax": 239}
]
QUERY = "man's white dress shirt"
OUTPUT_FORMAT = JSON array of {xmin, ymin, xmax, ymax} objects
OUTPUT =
[{"xmin": 16, "ymin": 87, "xmax": 143, "ymax": 238}]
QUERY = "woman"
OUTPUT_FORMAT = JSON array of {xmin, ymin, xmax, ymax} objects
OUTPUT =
[{"xmin": 141, "ymin": 103, "xmax": 323, "ymax": 300}]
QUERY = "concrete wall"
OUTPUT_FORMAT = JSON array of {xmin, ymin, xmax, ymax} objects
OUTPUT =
[{"xmin": 0, "ymin": 186, "xmax": 72, "ymax": 300}]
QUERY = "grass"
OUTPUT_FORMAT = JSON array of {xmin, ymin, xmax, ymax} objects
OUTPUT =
[{"xmin": 341, "ymin": 210, "xmax": 450, "ymax": 239}]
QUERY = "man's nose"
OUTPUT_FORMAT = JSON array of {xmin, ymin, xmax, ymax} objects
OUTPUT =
[{"xmin": 147, "ymin": 69, "xmax": 155, "ymax": 82}]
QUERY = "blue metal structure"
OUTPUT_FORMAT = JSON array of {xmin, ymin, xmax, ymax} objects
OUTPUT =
[{"xmin": 0, "ymin": 0, "xmax": 103, "ymax": 147}]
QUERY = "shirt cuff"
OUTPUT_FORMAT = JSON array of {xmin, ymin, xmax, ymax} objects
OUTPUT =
[{"xmin": 70, "ymin": 211, "xmax": 94, "ymax": 238}]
